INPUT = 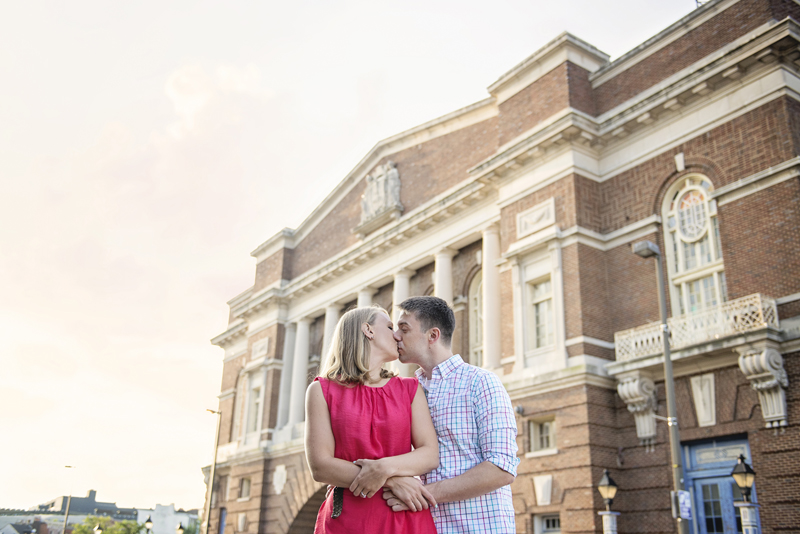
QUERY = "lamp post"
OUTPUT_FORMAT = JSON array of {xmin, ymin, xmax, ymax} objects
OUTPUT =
[
  {"xmin": 62, "ymin": 465, "xmax": 76, "ymax": 534},
  {"xmin": 145, "ymin": 517, "xmax": 153, "ymax": 534},
  {"xmin": 93, "ymin": 525, "xmax": 103, "ymax": 534},
  {"xmin": 203, "ymin": 409, "xmax": 222, "ymax": 534},
  {"xmin": 176, "ymin": 524, "xmax": 184, "ymax": 534},
  {"xmin": 632, "ymin": 240, "xmax": 689, "ymax": 534},
  {"xmin": 731, "ymin": 455, "xmax": 760, "ymax": 534},
  {"xmin": 596, "ymin": 469, "xmax": 620, "ymax": 534}
]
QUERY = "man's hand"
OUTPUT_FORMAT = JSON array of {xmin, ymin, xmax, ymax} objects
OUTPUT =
[
  {"xmin": 382, "ymin": 476, "xmax": 437, "ymax": 512},
  {"xmin": 349, "ymin": 459, "xmax": 391, "ymax": 499}
]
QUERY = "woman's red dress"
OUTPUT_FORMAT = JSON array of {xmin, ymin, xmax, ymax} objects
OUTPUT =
[{"xmin": 313, "ymin": 376, "xmax": 437, "ymax": 533}]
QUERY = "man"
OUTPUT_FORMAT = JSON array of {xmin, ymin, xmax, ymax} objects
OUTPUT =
[{"xmin": 383, "ymin": 296, "xmax": 519, "ymax": 533}]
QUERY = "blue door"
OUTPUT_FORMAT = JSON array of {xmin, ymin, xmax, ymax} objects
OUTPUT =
[{"xmin": 683, "ymin": 438, "xmax": 756, "ymax": 534}]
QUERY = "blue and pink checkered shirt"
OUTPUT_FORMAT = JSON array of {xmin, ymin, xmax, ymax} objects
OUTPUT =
[{"xmin": 416, "ymin": 354, "xmax": 519, "ymax": 533}]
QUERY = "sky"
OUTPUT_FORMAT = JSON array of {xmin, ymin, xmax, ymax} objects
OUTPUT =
[{"xmin": 0, "ymin": 0, "xmax": 699, "ymax": 511}]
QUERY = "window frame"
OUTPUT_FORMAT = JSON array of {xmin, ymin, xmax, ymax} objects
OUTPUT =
[
  {"xmin": 525, "ymin": 416, "xmax": 557, "ymax": 457},
  {"xmin": 663, "ymin": 175, "xmax": 727, "ymax": 317}
]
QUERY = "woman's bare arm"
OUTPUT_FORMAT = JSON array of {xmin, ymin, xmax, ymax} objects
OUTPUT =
[
  {"xmin": 349, "ymin": 383, "xmax": 439, "ymax": 499},
  {"xmin": 304, "ymin": 381, "xmax": 362, "ymax": 488}
]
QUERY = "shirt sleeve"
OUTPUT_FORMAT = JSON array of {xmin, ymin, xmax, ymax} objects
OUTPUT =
[{"xmin": 473, "ymin": 371, "xmax": 520, "ymax": 477}]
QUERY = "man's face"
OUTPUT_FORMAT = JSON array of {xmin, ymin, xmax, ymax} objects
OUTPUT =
[{"xmin": 394, "ymin": 311, "xmax": 428, "ymax": 365}]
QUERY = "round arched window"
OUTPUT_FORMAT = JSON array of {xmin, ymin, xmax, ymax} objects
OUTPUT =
[{"xmin": 663, "ymin": 175, "xmax": 727, "ymax": 315}]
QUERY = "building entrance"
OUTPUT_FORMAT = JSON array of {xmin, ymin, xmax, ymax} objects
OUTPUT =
[{"xmin": 683, "ymin": 438, "xmax": 755, "ymax": 534}]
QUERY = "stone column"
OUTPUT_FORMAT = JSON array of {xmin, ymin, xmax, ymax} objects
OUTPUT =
[
  {"xmin": 320, "ymin": 304, "xmax": 341, "ymax": 371},
  {"xmin": 287, "ymin": 318, "xmax": 311, "ymax": 427},
  {"xmin": 393, "ymin": 269, "xmax": 415, "ymax": 377},
  {"xmin": 357, "ymin": 287, "xmax": 377, "ymax": 308},
  {"xmin": 482, "ymin": 226, "xmax": 501, "ymax": 369},
  {"xmin": 276, "ymin": 322, "xmax": 296, "ymax": 429},
  {"xmin": 434, "ymin": 248, "xmax": 458, "ymax": 306}
]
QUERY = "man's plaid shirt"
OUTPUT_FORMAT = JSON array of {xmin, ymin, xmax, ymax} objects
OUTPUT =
[{"xmin": 416, "ymin": 354, "xmax": 519, "ymax": 533}]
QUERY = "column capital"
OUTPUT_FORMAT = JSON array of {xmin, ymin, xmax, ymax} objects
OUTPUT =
[
  {"xmin": 393, "ymin": 268, "xmax": 416, "ymax": 278},
  {"xmin": 295, "ymin": 316, "xmax": 314, "ymax": 325},
  {"xmin": 435, "ymin": 247, "xmax": 458, "ymax": 258},
  {"xmin": 481, "ymin": 223, "xmax": 500, "ymax": 236}
]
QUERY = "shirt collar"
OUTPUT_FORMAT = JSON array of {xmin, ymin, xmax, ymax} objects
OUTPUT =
[{"xmin": 416, "ymin": 354, "xmax": 464, "ymax": 381}]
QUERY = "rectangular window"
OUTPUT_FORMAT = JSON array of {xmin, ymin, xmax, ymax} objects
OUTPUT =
[
  {"xmin": 246, "ymin": 387, "xmax": 261, "ymax": 434},
  {"xmin": 527, "ymin": 279, "xmax": 554, "ymax": 350},
  {"xmin": 239, "ymin": 478, "xmax": 251, "ymax": 499},
  {"xmin": 237, "ymin": 513, "xmax": 246, "ymax": 533},
  {"xmin": 699, "ymin": 234, "xmax": 712, "ymax": 266},
  {"xmin": 542, "ymin": 515, "xmax": 561, "ymax": 533},
  {"xmin": 527, "ymin": 418, "xmax": 556, "ymax": 452},
  {"xmin": 702, "ymin": 276, "xmax": 718, "ymax": 308}
]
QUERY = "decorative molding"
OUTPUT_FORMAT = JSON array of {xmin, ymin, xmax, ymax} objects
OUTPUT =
[
  {"xmin": 713, "ymin": 156, "xmax": 800, "ymax": 206},
  {"xmin": 690, "ymin": 373, "xmax": 716, "ymax": 427},
  {"xmin": 565, "ymin": 336, "xmax": 615, "ymax": 350},
  {"xmin": 777, "ymin": 292, "xmax": 800, "ymax": 305},
  {"xmin": 212, "ymin": 320, "xmax": 248, "ymax": 348},
  {"xmin": 532, "ymin": 475, "xmax": 553, "ymax": 506},
  {"xmin": 218, "ymin": 388, "xmax": 236, "ymax": 401},
  {"xmin": 252, "ymin": 338, "xmax": 270, "ymax": 359},
  {"xmin": 617, "ymin": 375, "xmax": 658, "ymax": 448},
  {"xmin": 353, "ymin": 161, "xmax": 404, "ymax": 238},
  {"xmin": 738, "ymin": 348, "xmax": 789, "ymax": 429},
  {"xmin": 517, "ymin": 198, "xmax": 556, "ymax": 239}
]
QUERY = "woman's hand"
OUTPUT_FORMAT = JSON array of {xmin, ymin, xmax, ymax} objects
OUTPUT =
[{"xmin": 349, "ymin": 459, "xmax": 392, "ymax": 498}]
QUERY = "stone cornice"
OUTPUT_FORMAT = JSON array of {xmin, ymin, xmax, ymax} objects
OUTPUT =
[
  {"xmin": 211, "ymin": 320, "xmax": 248, "ymax": 347},
  {"xmin": 468, "ymin": 19, "xmax": 800, "ymax": 186},
  {"xmin": 488, "ymin": 32, "xmax": 609, "ymax": 105},
  {"xmin": 250, "ymin": 228, "xmax": 295, "ymax": 263}
]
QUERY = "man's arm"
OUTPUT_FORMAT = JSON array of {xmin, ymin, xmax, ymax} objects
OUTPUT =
[{"xmin": 385, "ymin": 371, "xmax": 519, "ymax": 510}]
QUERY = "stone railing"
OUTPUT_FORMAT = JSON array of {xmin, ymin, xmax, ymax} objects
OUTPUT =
[{"xmin": 614, "ymin": 294, "xmax": 779, "ymax": 362}]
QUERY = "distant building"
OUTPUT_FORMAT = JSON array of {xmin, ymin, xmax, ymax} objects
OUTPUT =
[
  {"xmin": 37, "ymin": 490, "xmax": 137, "ymax": 522},
  {"xmin": 136, "ymin": 505, "xmax": 198, "ymax": 534}
]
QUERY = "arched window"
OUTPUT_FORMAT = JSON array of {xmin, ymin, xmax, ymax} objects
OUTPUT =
[
  {"xmin": 663, "ymin": 175, "xmax": 727, "ymax": 315},
  {"xmin": 468, "ymin": 270, "xmax": 483, "ymax": 366}
]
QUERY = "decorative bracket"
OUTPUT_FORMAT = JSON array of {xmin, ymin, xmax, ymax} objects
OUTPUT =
[
  {"xmin": 738, "ymin": 348, "xmax": 789, "ymax": 429},
  {"xmin": 617, "ymin": 375, "xmax": 658, "ymax": 449}
]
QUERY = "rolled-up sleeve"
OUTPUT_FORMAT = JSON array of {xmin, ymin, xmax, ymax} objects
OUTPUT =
[{"xmin": 473, "ymin": 372, "xmax": 520, "ymax": 477}]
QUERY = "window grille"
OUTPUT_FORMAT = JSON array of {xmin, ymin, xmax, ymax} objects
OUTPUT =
[
  {"xmin": 526, "ymin": 279, "xmax": 554, "ymax": 350},
  {"xmin": 527, "ymin": 418, "xmax": 556, "ymax": 452}
]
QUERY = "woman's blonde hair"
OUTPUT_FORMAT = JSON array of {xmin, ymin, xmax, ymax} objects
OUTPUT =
[{"xmin": 319, "ymin": 306, "xmax": 396, "ymax": 385}]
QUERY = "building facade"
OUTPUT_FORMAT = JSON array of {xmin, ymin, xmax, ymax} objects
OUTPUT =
[{"xmin": 204, "ymin": 1, "xmax": 800, "ymax": 532}]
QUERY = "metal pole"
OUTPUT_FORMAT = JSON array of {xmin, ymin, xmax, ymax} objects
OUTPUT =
[
  {"xmin": 654, "ymin": 254, "xmax": 689, "ymax": 534},
  {"xmin": 63, "ymin": 495, "xmax": 72, "ymax": 534},
  {"xmin": 202, "ymin": 410, "xmax": 222, "ymax": 534}
]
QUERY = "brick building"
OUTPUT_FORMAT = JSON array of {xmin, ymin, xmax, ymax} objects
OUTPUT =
[{"xmin": 204, "ymin": 1, "xmax": 800, "ymax": 532}]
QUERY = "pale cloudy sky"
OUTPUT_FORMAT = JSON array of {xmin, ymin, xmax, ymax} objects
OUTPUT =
[{"xmin": 0, "ymin": 0, "xmax": 697, "ymax": 511}]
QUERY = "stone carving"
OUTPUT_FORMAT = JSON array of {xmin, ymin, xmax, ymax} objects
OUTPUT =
[
  {"xmin": 617, "ymin": 376, "xmax": 658, "ymax": 449},
  {"xmin": 738, "ymin": 348, "xmax": 788, "ymax": 429},
  {"xmin": 517, "ymin": 198, "xmax": 555, "ymax": 239},
  {"xmin": 354, "ymin": 161, "xmax": 403, "ymax": 237},
  {"xmin": 273, "ymin": 464, "xmax": 287, "ymax": 495}
]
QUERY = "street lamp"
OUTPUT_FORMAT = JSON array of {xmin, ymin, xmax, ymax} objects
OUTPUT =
[
  {"xmin": 632, "ymin": 240, "xmax": 689, "ymax": 534},
  {"xmin": 63, "ymin": 465, "xmax": 77, "ymax": 534},
  {"xmin": 176, "ymin": 524, "xmax": 184, "ymax": 534},
  {"xmin": 93, "ymin": 525, "xmax": 103, "ymax": 534},
  {"xmin": 203, "ymin": 409, "xmax": 222, "ymax": 534},
  {"xmin": 145, "ymin": 517, "xmax": 153, "ymax": 534},
  {"xmin": 596, "ymin": 469, "xmax": 620, "ymax": 534},
  {"xmin": 731, "ymin": 455, "xmax": 760, "ymax": 534}
]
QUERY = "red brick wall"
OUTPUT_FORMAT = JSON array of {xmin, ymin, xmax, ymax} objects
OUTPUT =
[
  {"xmin": 594, "ymin": 0, "xmax": 780, "ymax": 114},
  {"xmin": 601, "ymin": 98, "xmax": 797, "ymax": 235},
  {"xmin": 719, "ymin": 177, "xmax": 800, "ymax": 303},
  {"xmin": 254, "ymin": 248, "xmax": 292, "ymax": 292},
  {"xmin": 498, "ymin": 63, "xmax": 570, "ymax": 146}
]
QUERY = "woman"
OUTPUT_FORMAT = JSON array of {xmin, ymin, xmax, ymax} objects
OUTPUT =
[{"xmin": 304, "ymin": 306, "xmax": 439, "ymax": 533}]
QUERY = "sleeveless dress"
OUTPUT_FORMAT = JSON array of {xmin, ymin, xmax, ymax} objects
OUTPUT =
[{"xmin": 314, "ymin": 376, "xmax": 437, "ymax": 533}]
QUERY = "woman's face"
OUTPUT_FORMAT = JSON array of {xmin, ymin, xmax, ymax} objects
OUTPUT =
[{"xmin": 367, "ymin": 312, "xmax": 400, "ymax": 364}]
